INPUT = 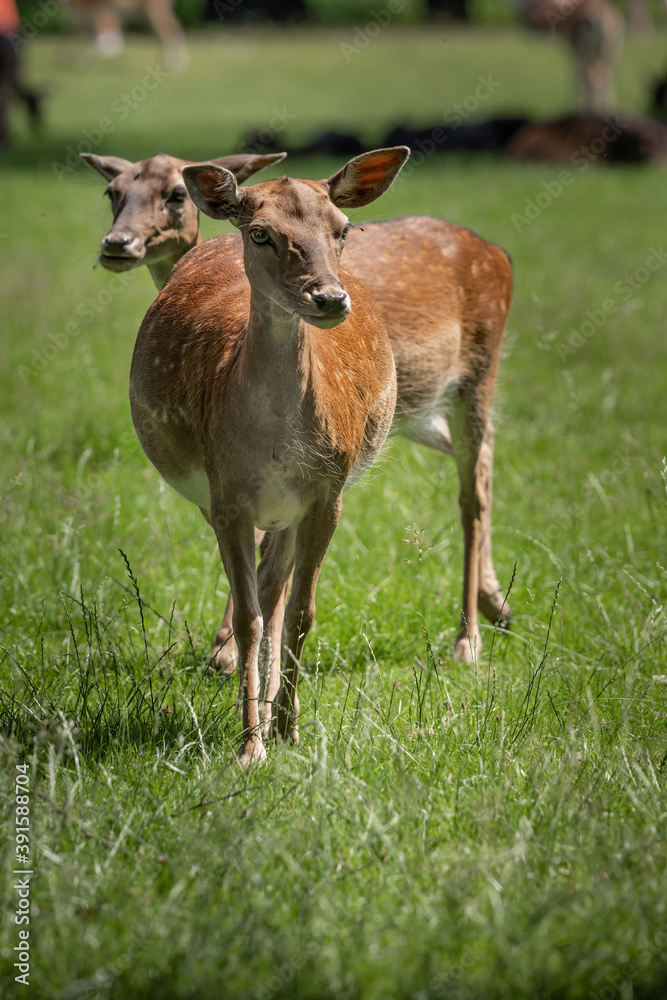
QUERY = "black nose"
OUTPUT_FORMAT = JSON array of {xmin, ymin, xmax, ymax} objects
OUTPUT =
[
  {"xmin": 312, "ymin": 290, "xmax": 347, "ymax": 308},
  {"xmin": 103, "ymin": 234, "xmax": 133, "ymax": 250}
]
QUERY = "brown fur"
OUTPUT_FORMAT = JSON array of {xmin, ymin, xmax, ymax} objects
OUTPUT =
[
  {"xmin": 87, "ymin": 152, "xmax": 513, "ymax": 668},
  {"xmin": 130, "ymin": 150, "xmax": 408, "ymax": 766},
  {"xmin": 520, "ymin": 0, "xmax": 624, "ymax": 111}
]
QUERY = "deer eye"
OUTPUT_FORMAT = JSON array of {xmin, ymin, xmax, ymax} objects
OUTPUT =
[
  {"xmin": 250, "ymin": 228, "xmax": 270, "ymax": 245},
  {"xmin": 340, "ymin": 225, "xmax": 351, "ymax": 243},
  {"xmin": 168, "ymin": 187, "xmax": 188, "ymax": 203}
]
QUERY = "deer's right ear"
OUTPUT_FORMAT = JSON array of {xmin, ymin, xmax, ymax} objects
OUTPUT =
[
  {"xmin": 80, "ymin": 154, "xmax": 134, "ymax": 181},
  {"xmin": 182, "ymin": 164, "xmax": 245, "ymax": 221}
]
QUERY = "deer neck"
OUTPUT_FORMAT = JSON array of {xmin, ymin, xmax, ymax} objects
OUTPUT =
[
  {"xmin": 148, "ymin": 225, "xmax": 202, "ymax": 291},
  {"xmin": 148, "ymin": 257, "xmax": 177, "ymax": 291},
  {"xmin": 241, "ymin": 286, "xmax": 311, "ymax": 406}
]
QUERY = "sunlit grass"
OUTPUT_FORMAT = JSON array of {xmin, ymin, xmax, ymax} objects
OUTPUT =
[{"xmin": 1, "ymin": 28, "xmax": 667, "ymax": 1000}]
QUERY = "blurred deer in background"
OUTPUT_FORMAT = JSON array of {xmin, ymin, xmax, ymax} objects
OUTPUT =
[
  {"xmin": 625, "ymin": 0, "xmax": 667, "ymax": 33},
  {"xmin": 520, "ymin": 0, "xmax": 624, "ymax": 111},
  {"xmin": 70, "ymin": 0, "xmax": 187, "ymax": 70}
]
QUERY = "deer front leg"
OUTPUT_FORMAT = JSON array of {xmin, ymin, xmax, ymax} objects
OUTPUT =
[
  {"xmin": 211, "ymin": 508, "xmax": 266, "ymax": 767},
  {"xmin": 211, "ymin": 528, "xmax": 267, "ymax": 674},
  {"xmin": 273, "ymin": 494, "xmax": 342, "ymax": 744}
]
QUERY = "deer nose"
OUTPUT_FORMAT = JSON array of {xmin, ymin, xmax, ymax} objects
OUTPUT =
[
  {"xmin": 102, "ymin": 234, "xmax": 136, "ymax": 255},
  {"xmin": 311, "ymin": 289, "xmax": 350, "ymax": 314}
]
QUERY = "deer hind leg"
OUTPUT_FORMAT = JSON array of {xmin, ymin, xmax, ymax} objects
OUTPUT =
[
  {"xmin": 273, "ymin": 493, "xmax": 343, "ymax": 745},
  {"xmin": 211, "ymin": 527, "xmax": 266, "ymax": 674},
  {"xmin": 475, "ymin": 424, "xmax": 511, "ymax": 628},
  {"xmin": 447, "ymin": 389, "xmax": 490, "ymax": 663},
  {"xmin": 144, "ymin": 0, "xmax": 188, "ymax": 72},
  {"xmin": 210, "ymin": 506, "xmax": 266, "ymax": 767},
  {"xmin": 92, "ymin": 8, "xmax": 124, "ymax": 58},
  {"xmin": 402, "ymin": 410, "xmax": 508, "ymax": 626}
]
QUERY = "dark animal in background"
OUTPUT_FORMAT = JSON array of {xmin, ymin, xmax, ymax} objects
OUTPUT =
[
  {"xmin": 507, "ymin": 112, "xmax": 667, "ymax": 165},
  {"xmin": 0, "ymin": 0, "xmax": 42, "ymax": 147}
]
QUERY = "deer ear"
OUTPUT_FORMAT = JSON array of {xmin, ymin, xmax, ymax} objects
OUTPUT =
[
  {"xmin": 209, "ymin": 152, "xmax": 287, "ymax": 184},
  {"xmin": 181, "ymin": 164, "xmax": 246, "ymax": 221},
  {"xmin": 325, "ymin": 146, "xmax": 410, "ymax": 209},
  {"xmin": 80, "ymin": 153, "xmax": 134, "ymax": 181}
]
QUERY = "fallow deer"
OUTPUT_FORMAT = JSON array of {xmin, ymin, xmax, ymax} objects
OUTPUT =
[
  {"xmin": 82, "ymin": 151, "xmax": 287, "ymax": 290},
  {"xmin": 69, "ymin": 0, "xmax": 187, "ymax": 70},
  {"xmin": 520, "ymin": 0, "xmax": 624, "ymax": 111},
  {"xmin": 130, "ymin": 148, "xmax": 409, "ymax": 765},
  {"xmin": 88, "ymin": 150, "xmax": 513, "ymax": 668}
]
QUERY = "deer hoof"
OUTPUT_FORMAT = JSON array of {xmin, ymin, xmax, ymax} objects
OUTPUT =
[
  {"xmin": 454, "ymin": 632, "xmax": 481, "ymax": 664},
  {"xmin": 237, "ymin": 736, "xmax": 267, "ymax": 769},
  {"xmin": 478, "ymin": 587, "xmax": 512, "ymax": 628},
  {"xmin": 211, "ymin": 628, "xmax": 238, "ymax": 675}
]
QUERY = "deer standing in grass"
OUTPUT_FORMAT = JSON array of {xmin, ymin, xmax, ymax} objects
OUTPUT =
[
  {"xmin": 88, "ymin": 150, "xmax": 513, "ymax": 668},
  {"xmin": 69, "ymin": 0, "xmax": 187, "ymax": 70},
  {"xmin": 520, "ymin": 0, "xmax": 624, "ymax": 111},
  {"xmin": 130, "ymin": 148, "xmax": 408, "ymax": 766}
]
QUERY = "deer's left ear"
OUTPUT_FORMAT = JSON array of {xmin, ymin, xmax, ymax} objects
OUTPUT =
[
  {"xmin": 325, "ymin": 146, "xmax": 410, "ymax": 209},
  {"xmin": 211, "ymin": 152, "xmax": 287, "ymax": 184},
  {"xmin": 181, "ymin": 164, "xmax": 247, "ymax": 221}
]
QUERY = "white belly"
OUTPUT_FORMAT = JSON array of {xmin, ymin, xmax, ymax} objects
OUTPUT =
[
  {"xmin": 167, "ymin": 468, "xmax": 210, "ymax": 509},
  {"xmin": 166, "ymin": 464, "xmax": 307, "ymax": 532}
]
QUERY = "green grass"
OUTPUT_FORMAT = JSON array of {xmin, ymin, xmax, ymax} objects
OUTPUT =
[{"xmin": 2, "ymin": 26, "xmax": 667, "ymax": 1000}]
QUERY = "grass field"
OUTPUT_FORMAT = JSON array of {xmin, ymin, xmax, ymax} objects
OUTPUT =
[{"xmin": 1, "ymin": 25, "xmax": 667, "ymax": 1000}]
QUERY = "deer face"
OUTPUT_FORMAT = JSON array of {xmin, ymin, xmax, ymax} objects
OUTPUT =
[
  {"xmin": 237, "ymin": 178, "xmax": 353, "ymax": 329},
  {"xmin": 182, "ymin": 147, "xmax": 410, "ymax": 331},
  {"xmin": 82, "ymin": 151, "xmax": 288, "ymax": 279},
  {"xmin": 82, "ymin": 154, "xmax": 196, "ymax": 273}
]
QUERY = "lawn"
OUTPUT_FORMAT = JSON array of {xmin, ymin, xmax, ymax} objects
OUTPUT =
[{"xmin": 1, "ymin": 24, "xmax": 667, "ymax": 1000}]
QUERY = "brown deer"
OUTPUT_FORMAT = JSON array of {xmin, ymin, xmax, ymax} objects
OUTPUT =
[
  {"xmin": 88, "ymin": 150, "xmax": 513, "ymax": 669},
  {"xmin": 69, "ymin": 0, "xmax": 187, "ymax": 70},
  {"xmin": 625, "ymin": 0, "xmax": 667, "ymax": 33},
  {"xmin": 520, "ymin": 0, "xmax": 624, "ymax": 111},
  {"xmin": 82, "ymin": 151, "xmax": 287, "ymax": 290},
  {"xmin": 130, "ymin": 148, "xmax": 408, "ymax": 765}
]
